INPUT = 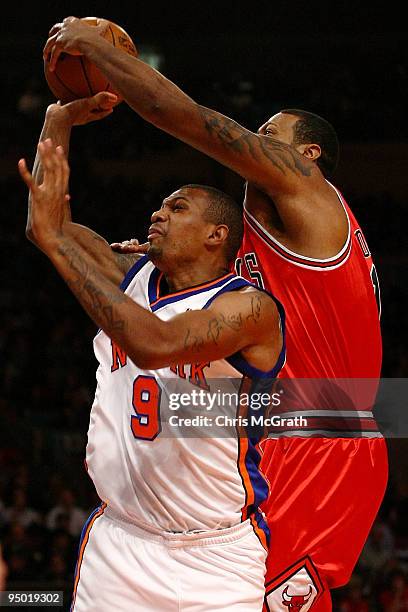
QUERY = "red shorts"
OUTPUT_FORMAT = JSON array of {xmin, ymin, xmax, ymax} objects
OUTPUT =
[{"xmin": 260, "ymin": 437, "xmax": 388, "ymax": 611}]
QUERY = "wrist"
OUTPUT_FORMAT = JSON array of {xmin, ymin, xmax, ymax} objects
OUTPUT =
[
  {"xmin": 38, "ymin": 229, "xmax": 64, "ymax": 254},
  {"xmin": 45, "ymin": 105, "xmax": 74, "ymax": 129},
  {"xmin": 80, "ymin": 34, "xmax": 111, "ymax": 61}
]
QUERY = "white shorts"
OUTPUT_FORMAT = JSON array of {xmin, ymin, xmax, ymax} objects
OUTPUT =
[{"xmin": 71, "ymin": 504, "xmax": 267, "ymax": 611}]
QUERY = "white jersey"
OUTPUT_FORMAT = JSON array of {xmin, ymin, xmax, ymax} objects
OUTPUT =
[{"xmin": 86, "ymin": 256, "xmax": 285, "ymax": 540}]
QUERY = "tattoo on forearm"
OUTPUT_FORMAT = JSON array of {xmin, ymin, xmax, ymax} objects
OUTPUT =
[
  {"xmin": 198, "ymin": 109, "xmax": 254, "ymax": 154},
  {"xmin": 115, "ymin": 253, "xmax": 142, "ymax": 275},
  {"xmin": 198, "ymin": 107, "xmax": 311, "ymax": 177},
  {"xmin": 57, "ymin": 242, "xmax": 126, "ymax": 332},
  {"xmin": 70, "ymin": 230, "xmax": 140, "ymax": 275}
]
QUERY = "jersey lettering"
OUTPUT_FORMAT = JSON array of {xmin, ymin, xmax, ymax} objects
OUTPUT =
[
  {"xmin": 130, "ymin": 375, "xmax": 161, "ymax": 440},
  {"xmin": 235, "ymin": 252, "xmax": 265, "ymax": 289},
  {"xmin": 170, "ymin": 363, "xmax": 186, "ymax": 378},
  {"xmin": 189, "ymin": 362, "xmax": 210, "ymax": 390},
  {"xmin": 111, "ymin": 340, "xmax": 128, "ymax": 372},
  {"xmin": 171, "ymin": 362, "xmax": 210, "ymax": 390}
]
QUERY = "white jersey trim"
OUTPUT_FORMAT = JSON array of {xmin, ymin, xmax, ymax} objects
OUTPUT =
[
  {"xmin": 243, "ymin": 181, "xmax": 352, "ymax": 271},
  {"xmin": 281, "ymin": 410, "xmax": 374, "ymax": 418},
  {"xmin": 267, "ymin": 431, "xmax": 383, "ymax": 439}
]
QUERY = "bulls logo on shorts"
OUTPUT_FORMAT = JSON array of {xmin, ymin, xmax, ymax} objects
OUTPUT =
[
  {"xmin": 264, "ymin": 558, "xmax": 323, "ymax": 611},
  {"xmin": 281, "ymin": 585, "xmax": 313, "ymax": 610}
]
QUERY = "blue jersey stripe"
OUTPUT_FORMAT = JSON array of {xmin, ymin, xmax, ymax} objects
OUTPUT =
[
  {"xmin": 202, "ymin": 277, "xmax": 251, "ymax": 309},
  {"xmin": 150, "ymin": 273, "xmax": 236, "ymax": 312},
  {"xmin": 120, "ymin": 255, "xmax": 150, "ymax": 291}
]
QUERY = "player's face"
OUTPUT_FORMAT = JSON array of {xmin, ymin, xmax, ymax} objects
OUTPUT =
[
  {"xmin": 257, "ymin": 112, "xmax": 300, "ymax": 147},
  {"xmin": 147, "ymin": 188, "xmax": 214, "ymax": 266}
]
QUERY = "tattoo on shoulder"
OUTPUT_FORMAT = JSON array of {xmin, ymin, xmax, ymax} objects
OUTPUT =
[
  {"xmin": 219, "ymin": 312, "xmax": 243, "ymax": 330},
  {"xmin": 246, "ymin": 295, "xmax": 262, "ymax": 323},
  {"xmin": 198, "ymin": 107, "xmax": 311, "ymax": 177}
]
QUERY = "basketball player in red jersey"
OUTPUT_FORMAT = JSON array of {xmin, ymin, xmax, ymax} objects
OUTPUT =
[{"xmin": 44, "ymin": 18, "xmax": 389, "ymax": 610}]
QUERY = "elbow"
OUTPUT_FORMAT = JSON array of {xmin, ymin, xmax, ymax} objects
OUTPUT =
[
  {"xmin": 141, "ymin": 99, "xmax": 166, "ymax": 128},
  {"xmin": 149, "ymin": 100, "xmax": 162, "ymax": 116}
]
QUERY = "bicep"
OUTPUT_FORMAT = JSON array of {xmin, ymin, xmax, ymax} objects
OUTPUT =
[
  {"xmin": 156, "ymin": 103, "xmax": 312, "ymax": 197},
  {"xmin": 165, "ymin": 309, "xmax": 246, "ymax": 365},
  {"xmin": 155, "ymin": 291, "xmax": 272, "ymax": 367}
]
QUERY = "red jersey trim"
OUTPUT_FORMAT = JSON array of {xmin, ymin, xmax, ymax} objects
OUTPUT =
[{"xmin": 243, "ymin": 183, "xmax": 352, "ymax": 270}]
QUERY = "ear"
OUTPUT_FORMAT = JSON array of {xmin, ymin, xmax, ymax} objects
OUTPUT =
[
  {"xmin": 206, "ymin": 224, "xmax": 229, "ymax": 248},
  {"xmin": 299, "ymin": 143, "xmax": 321, "ymax": 162}
]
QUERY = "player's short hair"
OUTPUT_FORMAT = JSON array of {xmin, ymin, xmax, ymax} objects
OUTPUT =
[
  {"xmin": 183, "ymin": 184, "xmax": 243, "ymax": 263},
  {"xmin": 281, "ymin": 108, "xmax": 339, "ymax": 178}
]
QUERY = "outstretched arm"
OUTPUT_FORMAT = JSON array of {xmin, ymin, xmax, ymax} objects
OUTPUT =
[
  {"xmin": 43, "ymin": 19, "xmax": 322, "ymax": 201},
  {"xmin": 43, "ymin": 18, "xmax": 345, "ymax": 255},
  {"xmin": 19, "ymin": 142, "xmax": 280, "ymax": 370},
  {"xmin": 28, "ymin": 95, "xmax": 142, "ymax": 282}
]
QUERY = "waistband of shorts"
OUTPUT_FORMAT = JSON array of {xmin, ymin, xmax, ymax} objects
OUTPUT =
[
  {"xmin": 104, "ymin": 506, "xmax": 255, "ymax": 548},
  {"xmin": 265, "ymin": 409, "xmax": 383, "ymax": 437}
]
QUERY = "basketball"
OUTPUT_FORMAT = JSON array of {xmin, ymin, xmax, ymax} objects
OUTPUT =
[{"xmin": 44, "ymin": 18, "xmax": 137, "ymax": 104}]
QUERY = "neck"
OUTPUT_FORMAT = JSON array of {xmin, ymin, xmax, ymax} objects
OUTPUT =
[{"xmin": 164, "ymin": 262, "xmax": 230, "ymax": 293}]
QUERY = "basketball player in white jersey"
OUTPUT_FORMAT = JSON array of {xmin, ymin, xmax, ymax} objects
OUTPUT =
[{"xmin": 19, "ymin": 105, "xmax": 285, "ymax": 610}]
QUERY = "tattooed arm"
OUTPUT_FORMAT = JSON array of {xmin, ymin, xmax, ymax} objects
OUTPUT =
[
  {"xmin": 19, "ymin": 141, "xmax": 281, "ymax": 371},
  {"xmin": 44, "ymin": 19, "xmax": 324, "ymax": 200},
  {"xmin": 27, "ymin": 96, "xmax": 141, "ymax": 283},
  {"xmin": 48, "ymin": 241, "xmax": 280, "ymax": 370},
  {"xmin": 161, "ymin": 289, "xmax": 282, "ymax": 370},
  {"xmin": 43, "ymin": 19, "xmax": 345, "ymax": 255},
  {"xmin": 44, "ymin": 238, "xmax": 280, "ymax": 369}
]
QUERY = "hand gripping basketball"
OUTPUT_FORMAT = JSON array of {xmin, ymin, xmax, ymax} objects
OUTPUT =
[{"xmin": 43, "ymin": 17, "xmax": 137, "ymax": 104}]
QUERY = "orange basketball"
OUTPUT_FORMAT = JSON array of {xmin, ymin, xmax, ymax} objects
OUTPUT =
[{"xmin": 44, "ymin": 18, "xmax": 137, "ymax": 104}]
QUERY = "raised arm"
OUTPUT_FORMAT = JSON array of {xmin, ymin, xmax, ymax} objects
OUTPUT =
[
  {"xmin": 28, "ymin": 95, "xmax": 142, "ymax": 283},
  {"xmin": 43, "ymin": 18, "xmax": 346, "ymax": 257},
  {"xmin": 43, "ymin": 19, "xmax": 322, "ymax": 201},
  {"xmin": 19, "ymin": 142, "xmax": 281, "ymax": 371}
]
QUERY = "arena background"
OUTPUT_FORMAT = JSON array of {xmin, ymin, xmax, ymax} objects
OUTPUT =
[{"xmin": 1, "ymin": 1, "xmax": 407, "ymax": 609}]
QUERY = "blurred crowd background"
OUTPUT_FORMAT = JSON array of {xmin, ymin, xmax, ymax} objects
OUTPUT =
[{"xmin": 1, "ymin": 2, "xmax": 407, "ymax": 609}]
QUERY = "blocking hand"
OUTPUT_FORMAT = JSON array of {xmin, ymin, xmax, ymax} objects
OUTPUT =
[{"xmin": 43, "ymin": 16, "xmax": 109, "ymax": 71}]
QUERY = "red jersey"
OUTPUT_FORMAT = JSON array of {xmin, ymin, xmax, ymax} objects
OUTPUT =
[
  {"xmin": 236, "ymin": 183, "xmax": 383, "ymax": 435},
  {"xmin": 236, "ymin": 183, "xmax": 382, "ymax": 380},
  {"xmin": 235, "ymin": 184, "xmax": 388, "ymax": 608}
]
